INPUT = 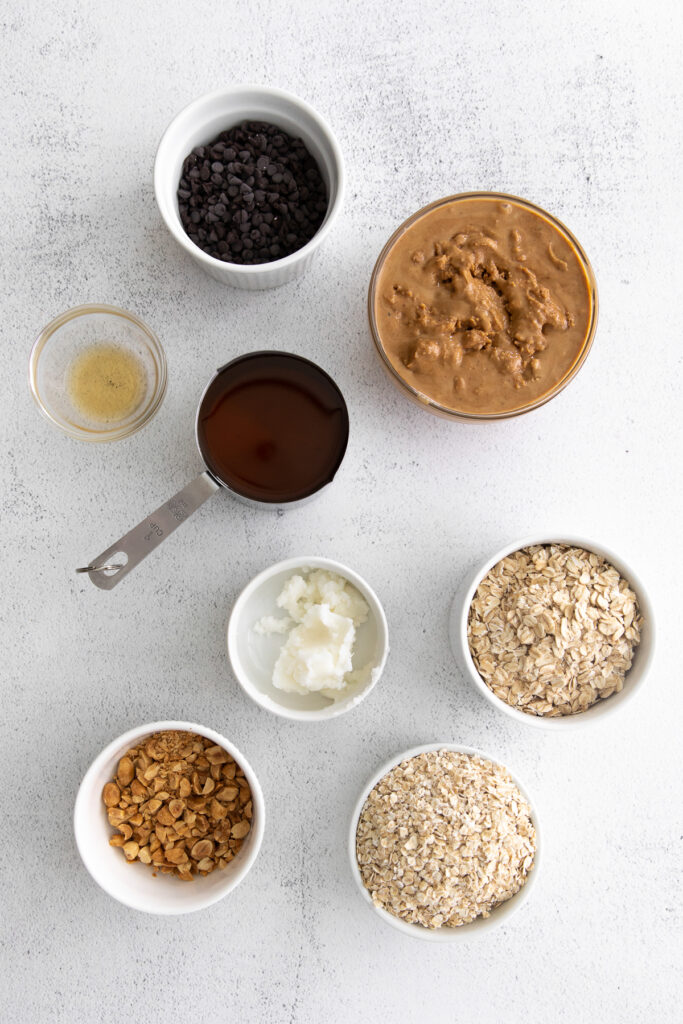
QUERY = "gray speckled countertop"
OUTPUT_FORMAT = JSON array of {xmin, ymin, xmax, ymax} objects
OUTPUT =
[{"xmin": 2, "ymin": 1, "xmax": 681, "ymax": 1021}]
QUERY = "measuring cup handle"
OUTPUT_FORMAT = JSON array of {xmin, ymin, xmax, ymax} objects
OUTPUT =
[{"xmin": 78, "ymin": 471, "xmax": 221, "ymax": 590}]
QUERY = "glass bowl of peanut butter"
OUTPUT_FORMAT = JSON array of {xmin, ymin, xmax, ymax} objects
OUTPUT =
[{"xmin": 368, "ymin": 192, "xmax": 598, "ymax": 421}]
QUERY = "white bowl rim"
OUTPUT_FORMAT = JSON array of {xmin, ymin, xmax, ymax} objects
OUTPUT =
[
  {"xmin": 348, "ymin": 742, "xmax": 541, "ymax": 941},
  {"xmin": 154, "ymin": 84, "xmax": 346, "ymax": 276},
  {"xmin": 74, "ymin": 719, "xmax": 265, "ymax": 914},
  {"xmin": 226, "ymin": 555, "xmax": 390, "ymax": 721},
  {"xmin": 455, "ymin": 533, "xmax": 656, "ymax": 730}
]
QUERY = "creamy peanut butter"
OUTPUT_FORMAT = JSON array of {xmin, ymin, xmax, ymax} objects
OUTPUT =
[{"xmin": 373, "ymin": 196, "xmax": 594, "ymax": 416}]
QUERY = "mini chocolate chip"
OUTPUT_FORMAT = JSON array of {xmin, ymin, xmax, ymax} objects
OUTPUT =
[{"xmin": 176, "ymin": 119, "xmax": 327, "ymax": 264}]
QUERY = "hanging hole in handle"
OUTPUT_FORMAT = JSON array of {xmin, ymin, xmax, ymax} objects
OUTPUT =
[
  {"xmin": 102, "ymin": 552, "xmax": 128, "ymax": 576},
  {"xmin": 75, "ymin": 552, "xmax": 129, "ymax": 577}
]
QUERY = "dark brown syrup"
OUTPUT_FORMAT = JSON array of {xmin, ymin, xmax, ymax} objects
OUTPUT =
[{"xmin": 197, "ymin": 352, "xmax": 349, "ymax": 503}]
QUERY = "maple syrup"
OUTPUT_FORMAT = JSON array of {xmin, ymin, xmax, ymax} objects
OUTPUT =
[{"xmin": 197, "ymin": 352, "xmax": 348, "ymax": 503}]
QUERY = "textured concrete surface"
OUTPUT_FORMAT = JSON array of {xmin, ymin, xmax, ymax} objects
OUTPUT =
[{"xmin": 2, "ymin": 1, "xmax": 682, "ymax": 1021}]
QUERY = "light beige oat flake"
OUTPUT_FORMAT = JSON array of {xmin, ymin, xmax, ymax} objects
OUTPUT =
[
  {"xmin": 356, "ymin": 750, "xmax": 536, "ymax": 929},
  {"xmin": 467, "ymin": 545, "xmax": 643, "ymax": 717}
]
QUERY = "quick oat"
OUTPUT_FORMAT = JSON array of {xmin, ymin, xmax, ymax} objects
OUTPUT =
[
  {"xmin": 103, "ymin": 730, "xmax": 252, "ymax": 880},
  {"xmin": 355, "ymin": 750, "xmax": 536, "ymax": 929},
  {"xmin": 467, "ymin": 544, "xmax": 643, "ymax": 717}
]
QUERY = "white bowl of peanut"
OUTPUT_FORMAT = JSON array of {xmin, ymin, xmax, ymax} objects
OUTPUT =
[{"xmin": 74, "ymin": 721, "xmax": 265, "ymax": 914}]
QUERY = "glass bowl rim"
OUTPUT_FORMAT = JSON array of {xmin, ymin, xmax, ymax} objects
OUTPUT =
[
  {"xmin": 28, "ymin": 303, "xmax": 168, "ymax": 442},
  {"xmin": 367, "ymin": 191, "xmax": 599, "ymax": 422}
]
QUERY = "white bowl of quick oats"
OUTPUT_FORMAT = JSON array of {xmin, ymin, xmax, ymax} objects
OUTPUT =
[
  {"xmin": 450, "ymin": 535, "xmax": 655, "ymax": 729},
  {"xmin": 349, "ymin": 744, "xmax": 540, "ymax": 940}
]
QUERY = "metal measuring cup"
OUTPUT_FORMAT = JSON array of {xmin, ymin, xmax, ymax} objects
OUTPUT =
[{"xmin": 77, "ymin": 352, "xmax": 349, "ymax": 590}]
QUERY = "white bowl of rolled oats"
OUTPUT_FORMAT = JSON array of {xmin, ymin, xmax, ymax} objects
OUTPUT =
[
  {"xmin": 74, "ymin": 721, "xmax": 265, "ymax": 914},
  {"xmin": 349, "ymin": 744, "xmax": 540, "ymax": 940},
  {"xmin": 451, "ymin": 536, "xmax": 654, "ymax": 729}
]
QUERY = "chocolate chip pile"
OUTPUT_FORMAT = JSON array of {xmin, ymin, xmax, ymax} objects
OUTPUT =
[{"xmin": 177, "ymin": 121, "xmax": 328, "ymax": 265}]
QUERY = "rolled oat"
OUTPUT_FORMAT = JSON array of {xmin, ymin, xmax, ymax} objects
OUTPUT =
[{"xmin": 468, "ymin": 544, "xmax": 643, "ymax": 716}]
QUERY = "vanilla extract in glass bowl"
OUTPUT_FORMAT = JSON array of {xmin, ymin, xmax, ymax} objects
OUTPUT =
[
  {"xmin": 68, "ymin": 343, "xmax": 146, "ymax": 424},
  {"xmin": 29, "ymin": 304, "xmax": 167, "ymax": 442}
]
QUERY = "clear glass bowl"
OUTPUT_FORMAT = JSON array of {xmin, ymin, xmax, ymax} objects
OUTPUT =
[
  {"xmin": 29, "ymin": 304, "xmax": 167, "ymax": 442},
  {"xmin": 368, "ymin": 192, "xmax": 599, "ymax": 422}
]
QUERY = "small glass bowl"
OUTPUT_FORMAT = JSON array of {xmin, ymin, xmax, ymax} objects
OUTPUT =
[
  {"xmin": 368, "ymin": 192, "xmax": 599, "ymax": 422},
  {"xmin": 29, "ymin": 304, "xmax": 167, "ymax": 442}
]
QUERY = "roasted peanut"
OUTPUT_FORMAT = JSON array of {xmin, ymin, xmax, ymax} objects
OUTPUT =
[{"xmin": 103, "ymin": 731, "xmax": 252, "ymax": 881}]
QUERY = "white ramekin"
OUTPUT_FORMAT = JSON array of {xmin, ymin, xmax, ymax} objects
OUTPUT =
[
  {"xmin": 348, "ymin": 743, "xmax": 541, "ymax": 941},
  {"xmin": 450, "ymin": 534, "xmax": 656, "ymax": 730},
  {"xmin": 227, "ymin": 556, "xmax": 389, "ymax": 721},
  {"xmin": 154, "ymin": 85, "xmax": 345, "ymax": 289},
  {"xmin": 74, "ymin": 721, "xmax": 265, "ymax": 914}
]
